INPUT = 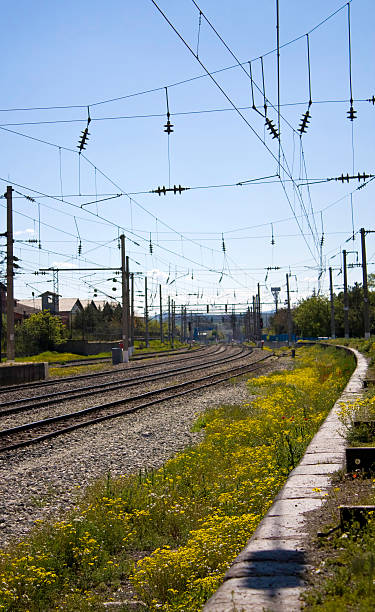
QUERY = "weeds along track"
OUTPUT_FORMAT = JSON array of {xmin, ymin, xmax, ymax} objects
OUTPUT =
[
  {"xmin": 0, "ymin": 345, "xmax": 217, "ymax": 395},
  {"xmin": 0, "ymin": 346, "xmax": 246, "ymax": 417},
  {"xmin": 0, "ymin": 350, "xmax": 272, "ymax": 453}
]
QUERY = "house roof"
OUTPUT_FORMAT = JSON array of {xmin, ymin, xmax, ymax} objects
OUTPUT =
[
  {"xmin": 93, "ymin": 299, "xmax": 119, "ymax": 310},
  {"xmin": 17, "ymin": 297, "xmax": 83, "ymax": 314},
  {"xmin": 58, "ymin": 298, "xmax": 83, "ymax": 313},
  {"xmin": 14, "ymin": 301, "xmax": 41, "ymax": 316},
  {"xmin": 16, "ymin": 298, "xmax": 42, "ymax": 310}
]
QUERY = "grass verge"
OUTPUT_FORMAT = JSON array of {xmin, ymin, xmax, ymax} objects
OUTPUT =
[
  {"xmin": 0, "ymin": 346, "xmax": 354, "ymax": 611},
  {"xmin": 302, "ymin": 349, "xmax": 375, "ymax": 610}
]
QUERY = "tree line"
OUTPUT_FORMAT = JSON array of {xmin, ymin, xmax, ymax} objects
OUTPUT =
[{"xmin": 269, "ymin": 275, "xmax": 375, "ymax": 338}]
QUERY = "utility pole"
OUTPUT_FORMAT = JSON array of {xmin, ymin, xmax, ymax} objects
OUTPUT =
[
  {"xmin": 286, "ymin": 273, "xmax": 292, "ymax": 347},
  {"xmin": 360, "ymin": 228, "xmax": 371, "ymax": 339},
  {"xmin": 257, "ymin": 283, "xmax": 261, "ymax": 342},
  {"xmin": 6, "ymin": 186, "xmax": 15, "ymax": 361},
  {"xmin": 171, "ymin": 299, "xmax": 175, "ymax": 348},
  {"xmin": 253, "ymin": 295, "xmax": 258, "ymax": 341},
  {"xmin": 126, "ymin": 255, "xmax": 131, "ymax": 353},
  {"xmin": 130, "ymin": 272, "xmax": 134, "ymax": 347},
  {"xmin": 159, "ymin": 284, "xmax": 163, "ymax": 343},
  {"xmin": 329, "ymin": 267, "xmax": 336, "ymax": 339},
  {"xmin": 120, "ymin": 235, "xmax": 129, "ymax": 362},
  {"xmin": 343, "ymin": 249, "xmax": 349, "ymax": 339},
  {"xmin": 168, "ymin": 295, "xmax": 171, "ymax": 344},
  {"xmin": 144, "ymin": 276, "xmax": 149, "ymax": 348}
]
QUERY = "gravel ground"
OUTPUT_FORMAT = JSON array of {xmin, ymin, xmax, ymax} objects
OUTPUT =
[
  {"xmin": 0, "ymin": 347, "xmax": 254, "ymax": 429},
  {"xmin": 0, "ymin": 345, "xmax": 221, "ymax": 401},
  {"xmin": 0, "ymin": 355, "xmax": 288, "ymax": 550}
]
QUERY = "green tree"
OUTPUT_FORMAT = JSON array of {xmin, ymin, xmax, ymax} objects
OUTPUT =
[
  {"xmin": 268, "ymin": 308, "xmax": 289, "ymax": 335},
  {"xmin": 293, "ymin": 295, "xmax": 330, "ymax": 338},
  {"xmin": 15, "ymin": 311, "xmax": 67, "ymax": 356}
]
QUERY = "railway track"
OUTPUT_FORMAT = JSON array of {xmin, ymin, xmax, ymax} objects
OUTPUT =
[
  {"xmin": 0, "ymin": 351, "xmax": 273, "ymax": 453},
  {"xmin": 0, "ymin": 345, "xmax": 247, "ymax": 416},
  {"xmin": 50, "ymin": 345, "xmax": 201, "ymax": 368},
  {"xmin": 0, "ymin": 345, "xmax": 218, "ymax": 395}
]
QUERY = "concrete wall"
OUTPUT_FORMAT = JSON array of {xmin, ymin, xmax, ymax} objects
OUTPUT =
[
  {"xmin": 57, "ymin": 340, "xmax": 120, "ymax": 355},
  {"xmin": 0, "ymin": 362, "xmax": 48, "ymax": 386}
]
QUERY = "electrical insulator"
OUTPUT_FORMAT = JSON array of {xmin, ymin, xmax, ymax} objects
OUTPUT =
[
  {"xmin": 347, "ymin": 105, "xmax": 357, "ymax": 121},
  {"xmin": 320, "ymin": 233, "xmax": 324, "ymax": 247},
  {"xmin": 206, "ymin": 304, "xmax": 209, "ymax": 313},
  {"xmin": 149, "ymin": 238, "xmax": 153, "ymax": 254},
  {"xmin": 225, "ymin": 304, "xmax": 228, "ymax": 313},
  {"xmin": 265, "ymin": 117, "xmax": 279, "ymax": 139},
  {"xmin": 78, "ymin": 127, "xmax": 90, "ymax": 152},
  {"xmin": 222, "ymin": 234, "xmax": 226, "ymax": 253},
  {"xmin": 154, "ymin": 186, "xmax": 167, "ymax": 196},
  {"xmin": 298, "ymin": 108, "xmax": 311, "ymax": 134},
  {"xmin": 78, "ymin": 240, "xmax": 82, "ymax": 255},
  {"xmin": 164, "ymin": 113, "xmax": 174, "ymax": 134}
]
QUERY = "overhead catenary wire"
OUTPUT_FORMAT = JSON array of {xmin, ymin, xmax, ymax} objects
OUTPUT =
[
  {"xmin": 0, "ymin": 1, "xmax": 352, "ymax": 114},
  {"xmin": 149, "ymin": 0, "xmax": 320, "ymax": 263}
]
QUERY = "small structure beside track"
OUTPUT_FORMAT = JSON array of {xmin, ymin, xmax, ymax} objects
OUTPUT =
[{"xmin": 0, "ymin": 362, "xmax": 48, "ymax": 386}]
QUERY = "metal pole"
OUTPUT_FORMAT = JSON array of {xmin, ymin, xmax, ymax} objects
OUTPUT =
[
  {"xmin": 5, "ymin": 186, "xmax": 15, "ymax": 360},
  {"xmin": 171, "ymin": 299, "xmax": 175, "ymax": 348},
  {"xmin": 168, "ymin": 295, "xmax": 171, "ymax": 344},
  {"xmin": 159, "ymin": 284, "xmax": 163, "ymax": 343},
  {"xmin": 360, "ymin": 228, "xmax": 371, "ymax": 339},
  {"xmin": 343, "ymin": 249, "xmax": 349, "ymax": 339},
  {"xmin": 126, "ymin": 255, "xmax": 131, "ymax": 353},
  {"xmin": 253, "ymin": 295, "xmax": 257, "ymax": 341},
  {"xmin": 286, "ymin": 273, "xmax": 292, "ymax": 346},
  {"xmin": 257, "ymin": 283, "xmax": 261, "ymax": 341},
  {"xmin": 145, "ymin": 276, "xmax": 149, "ymax": 348},
  {"xmin": 329, "ymin": 267, "xmax": 336, "ymax": 339},
  {"xmin": 130, "ymin": 273, "xmax": 134, "ymax": 347},
  {"xmin": 120, "ymin": 234, "xmax": 129, "ymax": 362},
  {"xmin": 0, "ymin": 288, "xmax": 2, "ymax": 362}
]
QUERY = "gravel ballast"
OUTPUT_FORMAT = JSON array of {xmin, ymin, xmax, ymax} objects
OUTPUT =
[{"xmin": 0, "ymin": 355, "xmax": 287, "ymax": 549}]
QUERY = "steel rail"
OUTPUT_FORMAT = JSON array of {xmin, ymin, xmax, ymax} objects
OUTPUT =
[
  {"xmin": 0, "ymin": 346, "xmax": 247, "ymax": 416},
  {"xmin": 0, "ymin": 345, "xmax": 217, "ymax": 394},
  {"xmin": 50, "ymin": 345, "xmax": 202, "ymax": 367},
  {"xmin": 0, "ymin": 353, "xmax": 273, "ymax": 453}
]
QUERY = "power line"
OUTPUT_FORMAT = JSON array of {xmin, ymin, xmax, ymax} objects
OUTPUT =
[{"xmin": 0, "ymin": 1, "xmax": 351, "ymax": 113}]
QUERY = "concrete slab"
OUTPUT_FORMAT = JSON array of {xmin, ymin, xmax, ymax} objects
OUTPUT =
[
  {"xmin": 266, "ymin": 498, "xmax": 323, "ymax": 516},
  {"xmin": 206, "ymin": 578, "xmax": 303, "ymax": 611}
]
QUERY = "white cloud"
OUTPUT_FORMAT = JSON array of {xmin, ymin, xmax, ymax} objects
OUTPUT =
[
  {"xmin": 147, "ymin": 268, "xmax": 169, "ymax": 282},
  {"xmin": 51, "ymin": 261, "xmax": 78, "ymax": 269},
  {"xmin": 14, "ymin": 228, "xmax": 35, "ymax": 236}
]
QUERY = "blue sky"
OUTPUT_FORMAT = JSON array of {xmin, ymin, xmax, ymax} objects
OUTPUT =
[{"xmin": 0, "ymin": 0, "xmax": 374, "ymax": 315}]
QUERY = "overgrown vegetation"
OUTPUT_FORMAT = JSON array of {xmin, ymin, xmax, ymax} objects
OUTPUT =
[
  {"xmin": 303, "ymin": 407, "xmax": 375, "ymax": 610},
  {"xmin": 15, "ymin": 311, "xmax": 67, "ymax": 357},
  {"xmin": 0, "ymin": 346, "xmax": 354, "ymax": 611},
  {"xmin": 269, "ymin": 277, "xmax": 375, "ymax": 338},
  {"xmin": 303, "ymin": 486, "xmax": 375, "ymax": 611}
]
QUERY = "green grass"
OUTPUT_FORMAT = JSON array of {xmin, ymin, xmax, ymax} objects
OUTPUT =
[
  {"xmin": 14, "ymin": 351, "xmax": 111, "ymax": 363},
  {"xmin": 324, "ymin": 336, "xmax": 375, "ymax": 366},
  {"xmin": 303, "ymin": 498, "xmax": 375, "ymax": 611}
]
